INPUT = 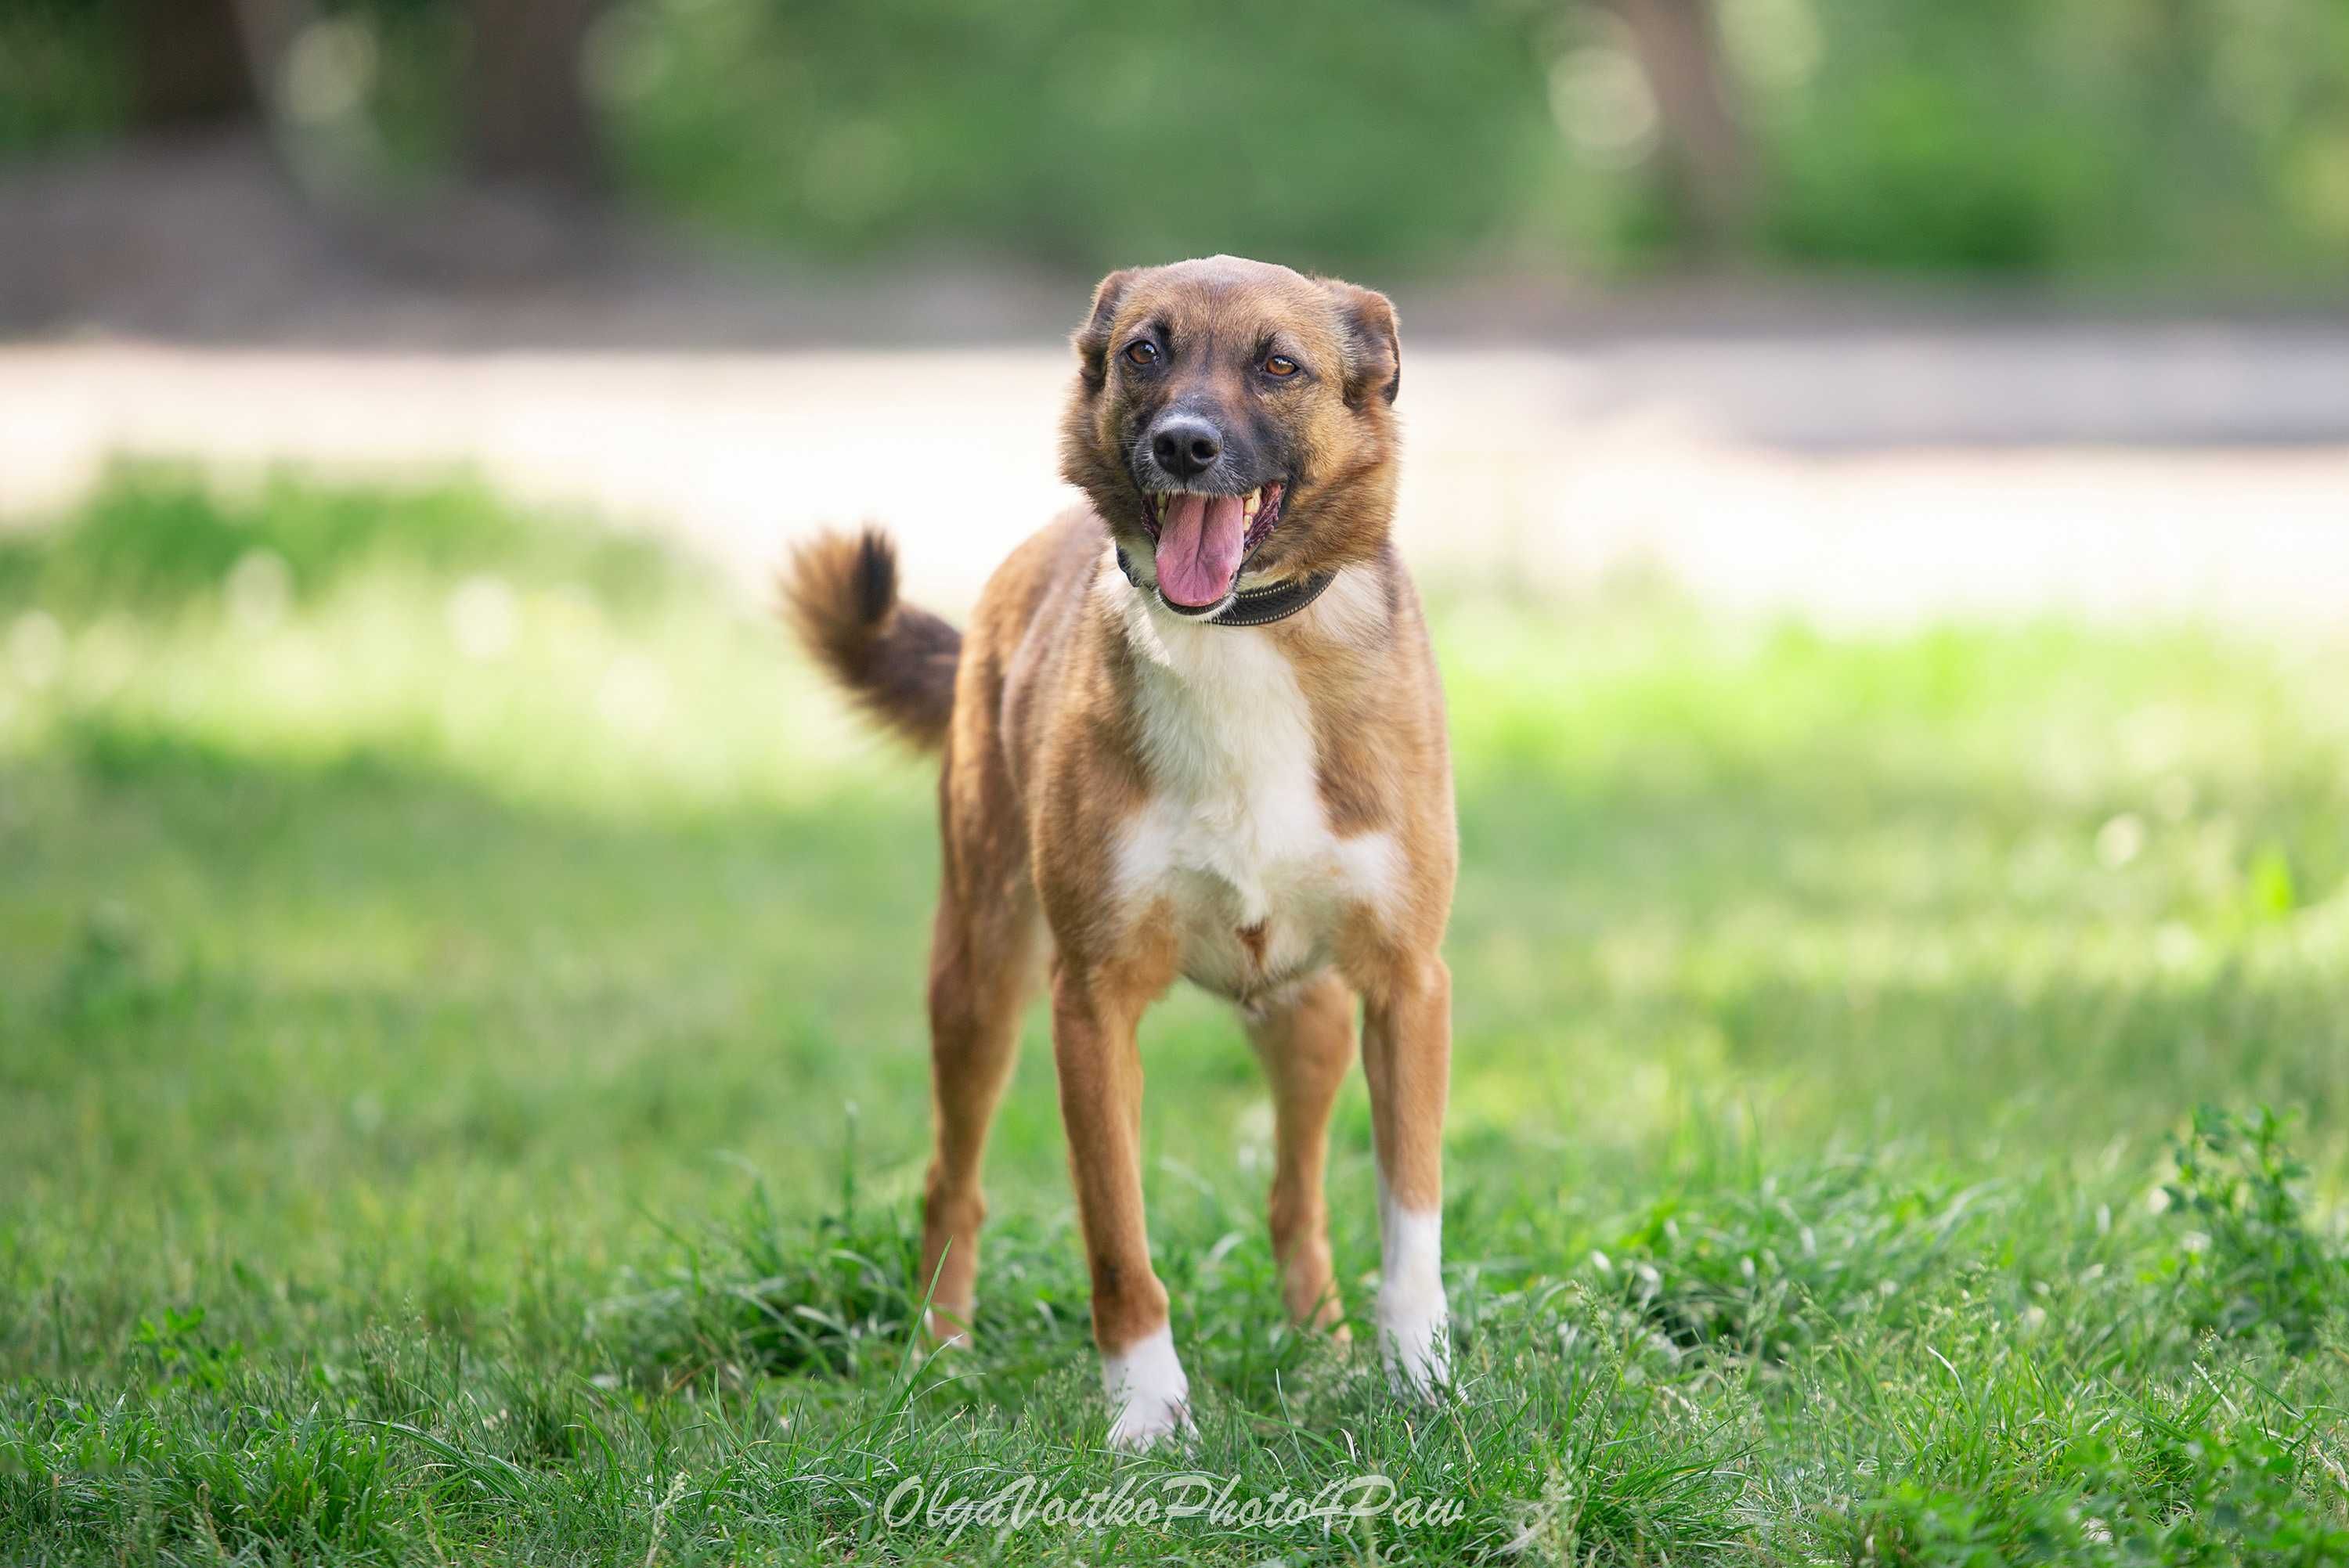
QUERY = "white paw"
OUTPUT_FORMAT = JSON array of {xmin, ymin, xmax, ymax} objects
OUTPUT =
[
  {"xmin": 923, "ymin": 1305, "xmax": 975, "ymax": 1348},
  {"xmin": 1377, "ymin": 1193, "xmax": 1451, "ymax": 1402},
  {"xmin": 1101, "ymin": 1325, "xmax": 1193, "ymax": 1451},
  {"xmin": 1378, "ymin": 1285, "xmax": 1452, "ymax": 1401}
]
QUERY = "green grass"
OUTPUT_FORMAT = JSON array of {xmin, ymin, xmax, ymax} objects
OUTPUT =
[{"xmin": 3, "ymin": 464, "xmax": 2347, "ymax": 1565}]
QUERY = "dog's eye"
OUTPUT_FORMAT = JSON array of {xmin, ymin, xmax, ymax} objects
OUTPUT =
[
  {"xmin": 1262, "ymin": 354, "xmax": 1299, "ymax": 378},
  {"xmin": 1123, "ymin": 341, "xmax": 1159, "ymax": 367}
]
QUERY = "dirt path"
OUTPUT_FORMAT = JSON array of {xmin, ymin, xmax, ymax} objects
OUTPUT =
[
  {"xmin": 5, "ymin": 337, "xmax": 2345, "ymax": 627},
  {"xmin": 7, "ymin": 134, "xmax": 2346, "ymax": 625}
]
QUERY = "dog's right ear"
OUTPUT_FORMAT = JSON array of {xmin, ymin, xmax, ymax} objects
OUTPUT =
[{"xmin": 1073, "ymin": 268, "xmax": 1139, "ymax": 393}]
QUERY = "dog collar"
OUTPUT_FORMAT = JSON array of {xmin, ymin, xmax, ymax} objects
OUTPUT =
[{"xmin": 1114, "ymin": 546, "xmax": 1337, "ymax": 629}]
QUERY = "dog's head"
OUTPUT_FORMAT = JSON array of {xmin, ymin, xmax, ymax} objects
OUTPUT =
[{"xmin": 1059, "ymin": 254, "xmax": 1402, "ymax": 617}]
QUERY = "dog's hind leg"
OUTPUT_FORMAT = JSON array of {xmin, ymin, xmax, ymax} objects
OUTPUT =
[
  {"xmin": 918, "ymin": 875, "xmax": 1041, "ymax": 1344},
  {"xmin": 1243, "ymin": 971, "xmax": 1356, "ymax": 1334}
]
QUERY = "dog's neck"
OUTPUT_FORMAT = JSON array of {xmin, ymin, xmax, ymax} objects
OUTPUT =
[
  {"xmin": 1110, "ymin": 545, "xmax": 1338, "ymax": 629},
  {"xmin": 1102, "ymin": 552, "xmax": 1391, "ymax": 683}
]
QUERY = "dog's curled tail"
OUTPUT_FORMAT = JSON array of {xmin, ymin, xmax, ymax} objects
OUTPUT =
[{"xmin": 781, "ymin": 528, "xmax": 961, "ymax": 752}]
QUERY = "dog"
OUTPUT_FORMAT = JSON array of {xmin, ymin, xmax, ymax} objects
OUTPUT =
[{"xmin": 784, "ymin": 254, "xmax": 1454, "ymax": 1451}]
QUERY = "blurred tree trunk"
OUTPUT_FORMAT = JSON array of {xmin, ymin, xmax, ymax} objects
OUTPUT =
[
  {"xmin": 465, "ymin": 0, "xmax": 608, "ymax": 193},
  {"xmin": 1604, "ymin": 0, "xmax": 1755, "ymax": 257},
  {"xmin": 131, "ymin": 0, "xmax": 262, "ymax": 128}
]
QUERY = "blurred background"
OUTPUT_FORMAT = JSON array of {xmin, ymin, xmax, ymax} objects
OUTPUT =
[
  {"xmin": 4, "ymin": 0, "xmax": 2347, "ymax": 621},
  {"xmin": 5, "ymin": 0, "xmax": 2349, "ymax": 1191},
  {"xmin": 5, "ymin": 8, "xmax": 2349, "ymax": 1558},
  {"xmin": 12, "ymin": 0, "xmax": 2349, "ymax": 285}
]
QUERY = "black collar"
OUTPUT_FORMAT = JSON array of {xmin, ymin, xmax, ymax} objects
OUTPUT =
[{"xmin": 1114, "ymin": 547, "xmax": 1337, "ymax": 629}]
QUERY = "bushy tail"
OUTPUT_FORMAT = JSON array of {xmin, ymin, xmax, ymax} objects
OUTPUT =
[{"xmin": 780, "ymin": 528, "xmax": 961, "ymax": 752}]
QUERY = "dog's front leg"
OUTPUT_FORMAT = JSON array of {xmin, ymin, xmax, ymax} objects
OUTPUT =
[
  {"xmin": 1052, "ymin": 961, "xmax": 1190, "ymax": 1450},
  {"xmin": 1360, "ymin": 954, "xmax": 1452, "ymax": 1399}
]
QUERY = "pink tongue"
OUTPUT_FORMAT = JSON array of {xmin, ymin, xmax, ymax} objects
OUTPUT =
[{"xmin": 1154, "ymin": 494, "xmax": 1247, "ymax": 607}]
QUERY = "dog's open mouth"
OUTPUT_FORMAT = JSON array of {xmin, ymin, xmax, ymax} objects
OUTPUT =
[{"xmin": 1143, "ymin": 483, "xmax": 1287, "ymax": 610}]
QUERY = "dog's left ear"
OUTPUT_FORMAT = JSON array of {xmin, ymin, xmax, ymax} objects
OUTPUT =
[
  {"xmin": 1073, "ymin": 268, "xmax": 1140, "ymax": 394},
  {"xmin": 1324, "ymin": 280, "xmax": 1401, "ymax": 409}
]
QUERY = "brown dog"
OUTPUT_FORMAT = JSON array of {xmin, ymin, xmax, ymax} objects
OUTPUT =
[{"xmin": 785, "ymin": 255, "xmax": 1454, "ymax": 1450}]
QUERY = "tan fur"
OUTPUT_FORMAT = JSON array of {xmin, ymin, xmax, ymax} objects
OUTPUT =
[
  {"xmin": 783, "ymin": 256, "xmax": 1456, "ymax": 1433},
  {"xmin": 1245, "ymin": 971, "xmax": 1357, "ymax": 1331}
]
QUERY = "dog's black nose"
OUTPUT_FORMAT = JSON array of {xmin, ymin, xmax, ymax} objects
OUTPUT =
[{"xmin": 1149, "ymin": 416, "xmax": 1223, "ymax": 479}]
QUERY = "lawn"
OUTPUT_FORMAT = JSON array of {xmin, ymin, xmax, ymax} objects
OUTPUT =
[{"xmin": 3, "ymin": 467, "xmax": 2347, "ymax": 1565}]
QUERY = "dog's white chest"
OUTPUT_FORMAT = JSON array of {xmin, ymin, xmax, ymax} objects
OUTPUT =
[{"xmin": 1110, "ymin": 596, "xmax": 1398, "ymax": 999}]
